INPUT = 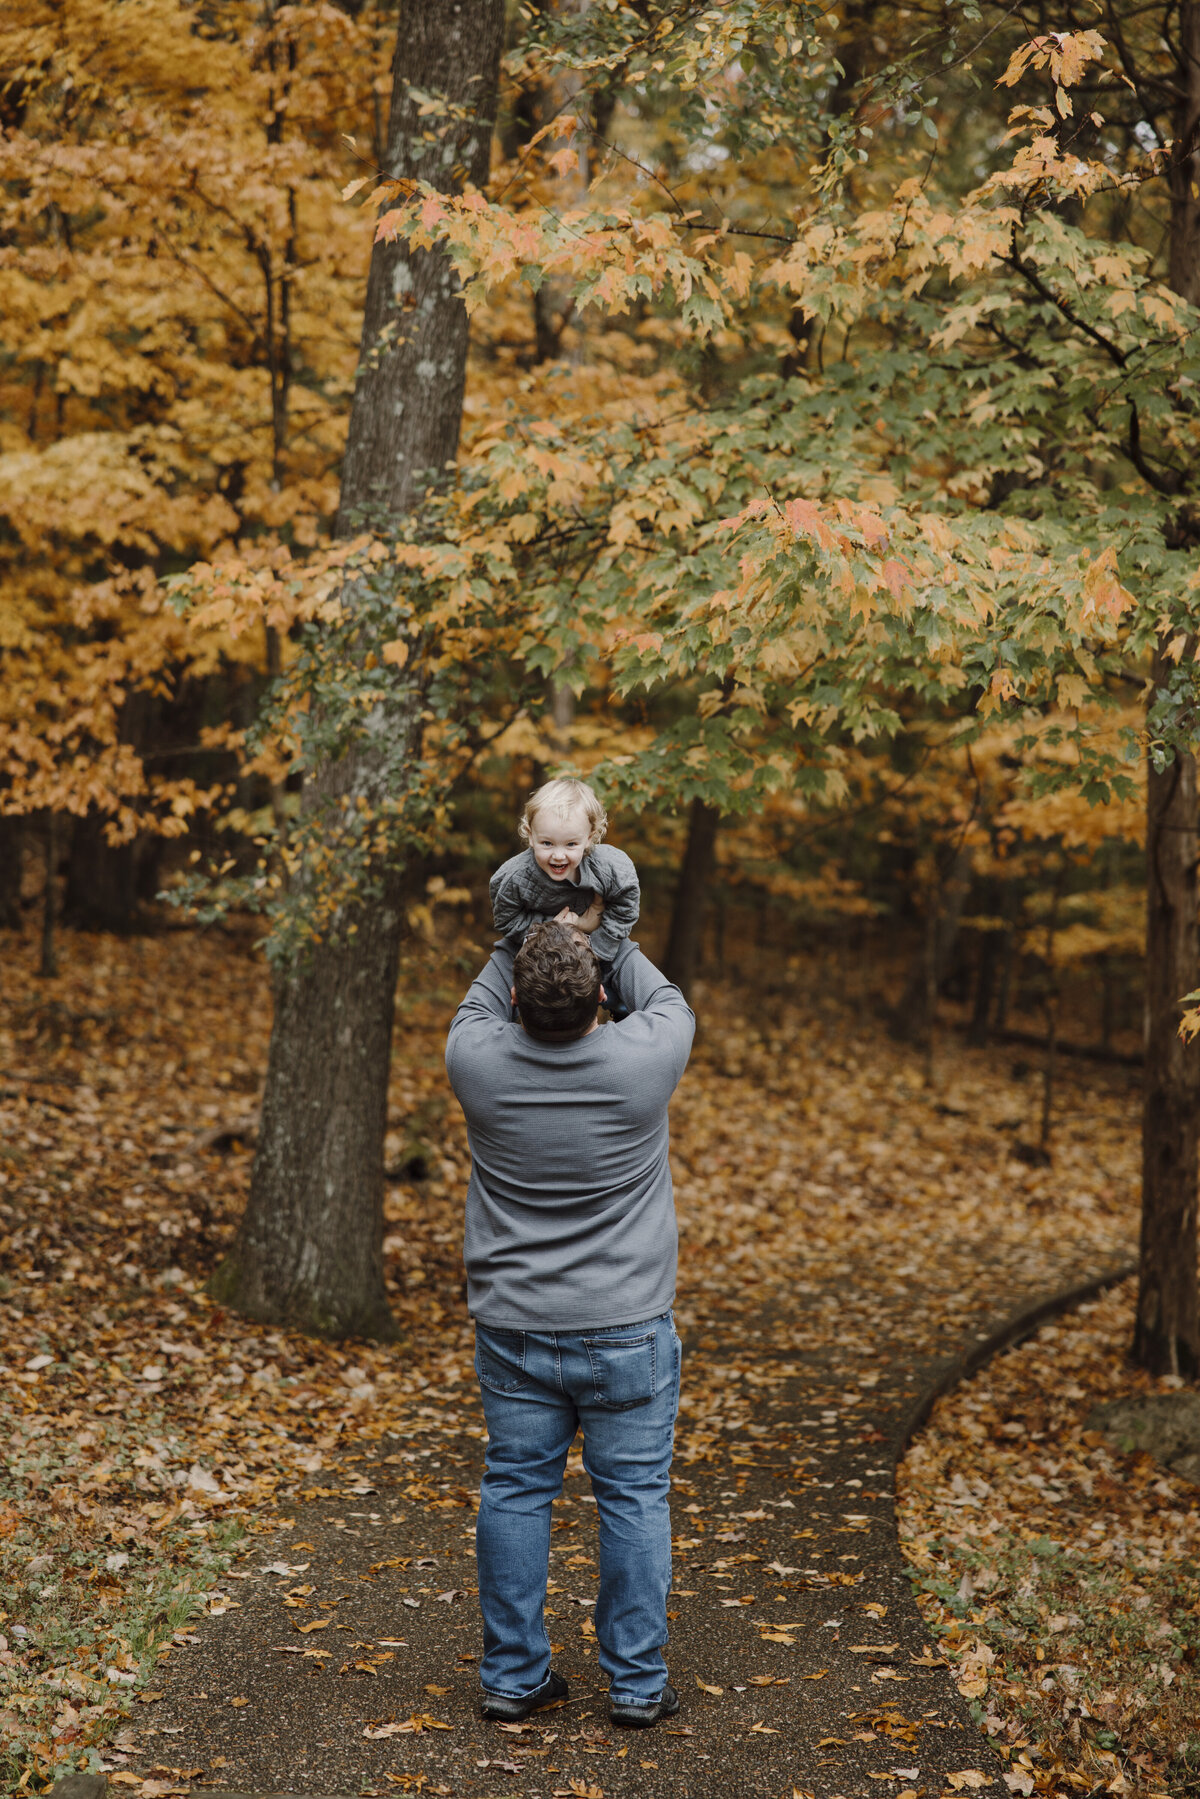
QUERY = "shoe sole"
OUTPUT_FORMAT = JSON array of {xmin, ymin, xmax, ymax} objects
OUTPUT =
[{"xmin": 610, "ymin": 1704, "xmax": 680, "ymax": 1729}]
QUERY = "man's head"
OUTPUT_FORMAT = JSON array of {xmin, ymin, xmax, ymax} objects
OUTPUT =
[{"xmin": 513, "ymin": 921, "xmax": 603, "ymax": 1041}]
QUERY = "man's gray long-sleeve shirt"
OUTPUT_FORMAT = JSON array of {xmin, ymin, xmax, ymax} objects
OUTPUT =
[
  {"xmin": 490, "ymin": 844, "xmax": 640, "ymax": 961},
  {"xmin": 444, "ymin": 939, "xmax": 694, "ymax": 1330}
]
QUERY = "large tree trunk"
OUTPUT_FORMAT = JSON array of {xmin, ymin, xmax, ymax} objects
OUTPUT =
[
  {"xmin": 662, "ymin": 799, "xmax": 720, "ymax": 998},
  {"xmin": 1136, "ymin": 655, "xmax": 1200, "ymax": 1376},
  {"xmin": 1134, "ymin": 1, "xmax": 1200, "ymax": 1375},
  {"xmin": 212, "ymin": 0, "xmax": 505, "ymax": 1338},
  {"xmin": 334, "ymin": 4, "xmax": 503, "ymax": 530}
]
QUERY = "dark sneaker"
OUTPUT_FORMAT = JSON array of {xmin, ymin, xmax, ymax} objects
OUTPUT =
[
  {"xmin": 481, "ymin": 1669, "xmax": 569, "ymax": 1722},
  {"xmin": 609, "ymin": 1682, "xmax": 680, "ymax": 1729}
]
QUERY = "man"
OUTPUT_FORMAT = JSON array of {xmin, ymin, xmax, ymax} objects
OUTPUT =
[{"xmin": 445, "ymin": 918, "xmax": 694, "ymax": 1729}]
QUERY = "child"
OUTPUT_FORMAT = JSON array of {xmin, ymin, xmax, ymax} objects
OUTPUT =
[{"xmin": 490, "ymin": 778, "xmax": 640, "ymax": 1017}]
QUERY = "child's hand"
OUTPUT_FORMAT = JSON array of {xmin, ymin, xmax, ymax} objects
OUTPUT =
[{"xmin": 556, "ymin": 896, "xmax": 605, "ymax": 934}]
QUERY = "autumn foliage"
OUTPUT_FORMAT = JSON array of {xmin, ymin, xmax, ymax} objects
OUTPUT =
[{"xmin": 3, "ymin": 0, "xmax": 1200, "ymax": 1787}]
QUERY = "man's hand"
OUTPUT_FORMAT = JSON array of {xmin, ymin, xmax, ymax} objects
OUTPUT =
[{"xmin": 555, "ymin": 896, "xmax": 605, "ymax": 934}]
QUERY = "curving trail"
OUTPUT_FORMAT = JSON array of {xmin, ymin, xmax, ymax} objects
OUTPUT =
[{"xmin": 129, "ymin": 1256, "xmax": 1128, "ymax": 1799}]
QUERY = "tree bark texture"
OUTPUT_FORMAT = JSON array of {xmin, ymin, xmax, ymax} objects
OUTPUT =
[
  {"xmin": 209, "ymin": 882, "xmax": 406, "ymax": 1336},
  {"xmin": 335, "ymin": 0, "xmax": 504, "ymax": 529},
  {"xmin": 1134, "ymin": 3, "xmax": 1200, "ymax": 1374},
  {"xmin": 1136, "ymin": 658, "xmax": 1200, "ymax": 1376},
  {"xmin": 215, "ymin": 0, "xmax": 505, "ymax": 1338},
  {"xmin": 1168, "ymin": 2, "xmax": 1200, "ymax": 309},
  {"xmin": 662, "ymin": 799, "xmax": 720, "ymax": 998}
]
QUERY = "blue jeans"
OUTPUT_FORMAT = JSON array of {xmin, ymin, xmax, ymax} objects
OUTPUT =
[{"xmin": 473, "ymin": 1311, "xmax": 681, "ymax": 1707}]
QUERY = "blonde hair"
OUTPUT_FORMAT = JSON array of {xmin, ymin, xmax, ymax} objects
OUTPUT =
[{"xmin": 518, "ymin": 778, "xmax": 608, "ymax": 846}]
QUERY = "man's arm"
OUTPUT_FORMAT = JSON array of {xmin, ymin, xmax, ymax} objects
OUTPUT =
[
  {"xmin": 445, "ymin": 943, "xmax": 516, "ymax": 1074},
  {"xmin": 606, "ymin": 940, "xmax": 694, "ymax": 1077}
]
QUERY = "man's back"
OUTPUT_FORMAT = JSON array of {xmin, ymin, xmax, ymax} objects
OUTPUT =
[{"xmin": 445, "ymin": 941, "xmax": 694, "ymax": 1330}]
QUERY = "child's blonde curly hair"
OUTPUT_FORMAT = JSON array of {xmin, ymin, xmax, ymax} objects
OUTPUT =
[{"xmin": 518, "ymin": 777, "xmax": 608, "ymax": 847}]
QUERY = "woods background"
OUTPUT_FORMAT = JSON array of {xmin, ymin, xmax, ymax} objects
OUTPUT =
[
  {"xmin": 6, "ymin": 4, "xmax": 1200, "ymax": 1795},
  {"xmin": 3, "ymin": 3, "xmax": 1200, "ymax": 1352}
]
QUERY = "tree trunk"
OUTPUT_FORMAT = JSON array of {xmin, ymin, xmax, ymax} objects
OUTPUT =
[
  {"xmin": 213, "ymin": 0, "xmax": 505, "ymax": 1339},
  {"xmin": 40, "ymin": 812, "xmax": 58, "ymax": 979},
  {"xmin": 1135, "ymin": 674, "xmax": 1200, "ymax": 1376},
  {"xmin": 0, "ymin": 817, "xmax": 23, "ymax": 929},
  {"xmin": 63, "ymin": 815, "xmax": 162, "ymax": 933},
  {"xmin": 967, "ymin": 922, "xmax": 1000, "ymax": 1047},
  {"xmin": 209, "ymin": 881, "xmax": 406, "ymax": 1336},
  {"xmin": 893, "ymin": 845, "xmax": 973, "ymax": 1045},
  {"xmin": 334, "ymin": 3, "xmax": 503, "ymax": 531},
  {"xmin": 1134, "ymin": 1, "xmax": 1200, "ymax": 1375},
  {"xmin": 662, "ymin": 799, "xmax": 719, "ymax": 998}
]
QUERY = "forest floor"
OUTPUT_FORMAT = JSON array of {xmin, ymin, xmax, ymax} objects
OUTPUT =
[{"xmin": 0, "ymin": 920, "xmax": 1188, "ymax": 1799}]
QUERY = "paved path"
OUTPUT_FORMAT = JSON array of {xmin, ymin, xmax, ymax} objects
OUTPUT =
[{"xmin": 124, "ymin": 1253, "xmax": 1124, "ymax": 1799}]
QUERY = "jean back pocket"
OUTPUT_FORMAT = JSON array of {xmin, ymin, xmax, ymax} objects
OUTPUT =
[
  {"xmin": 583, "ymin": 1329, "xmax": 656, "ymax": 1410},
  {"xmin": 475, "ymin": 1327, "xmax": 527, "ymax": 1394}
]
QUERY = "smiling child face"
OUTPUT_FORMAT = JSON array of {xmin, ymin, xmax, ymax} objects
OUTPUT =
[{"xmin": 529, "ymin": 804, "xmax": 592, "ymax": 882}]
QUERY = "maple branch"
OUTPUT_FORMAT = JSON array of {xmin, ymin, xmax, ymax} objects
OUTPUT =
[
  {"xmin": 1002, "ymin": 247, "xmax": 1187, "ymax": 496},
  {"xmin": 1003, "ymin": 249, "xmax": 1127, "ymax": 370}
]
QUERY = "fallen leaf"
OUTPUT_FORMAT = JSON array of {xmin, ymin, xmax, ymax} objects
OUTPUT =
[{"xmin": 363, "ymin": 1713, "xmax": 453, "ymax": 1737}]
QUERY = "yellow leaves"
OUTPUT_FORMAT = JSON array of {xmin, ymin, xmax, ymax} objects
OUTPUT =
[
  {"xmin": 1093, "ymin": 252, "xmax": 1135, "ymax": 286},
  {"xmin": 880, "ymin": 559, "xmax": 907, "ymax": 604},
  {"xmin": 381, "ymin": 639, "xmax": 409, "ymax": 669},
  {"xmin": 363, "ymin": 1713, "xmax": 453, "ymax": 1737},
  {"xmin": 1078, "ymin": 545, "xmax": 1133, "ymax": 627},
  {"xmin": 1140, "ymin": 289, "xmax": 1187, "ymax": 333},
  {"xmin": 1055, "ymin": 673, "xmax": 1089, "ymax": 710},
  {"xmin": 784, "ymin": 496, "xmax": 836, "ymax": 553},
  {"xmin": 1179, "ymin": 994, "xmax": 1200, "ymax": 1043},
  {"xmin": 695, "ymin": 1676, "xmax": 724, "ymax": 1695},
  {"xmin": 998, "ymin": 30, "xmax": 1106, "ymax": 91}
]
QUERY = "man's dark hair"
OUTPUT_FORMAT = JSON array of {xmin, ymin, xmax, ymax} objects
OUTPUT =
[{"xmin": 513, "ymin": 921, "xmax": 602, "ymax": 1041}]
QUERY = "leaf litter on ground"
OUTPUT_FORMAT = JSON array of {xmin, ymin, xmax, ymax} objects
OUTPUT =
[
  {"xmin": 897, "ymin": 1277, "xmax": 1200, "ymax": 1799},
  {"xmin": 0, "ymin": 920, "xmax": 1148, "ymax": 1790}
]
